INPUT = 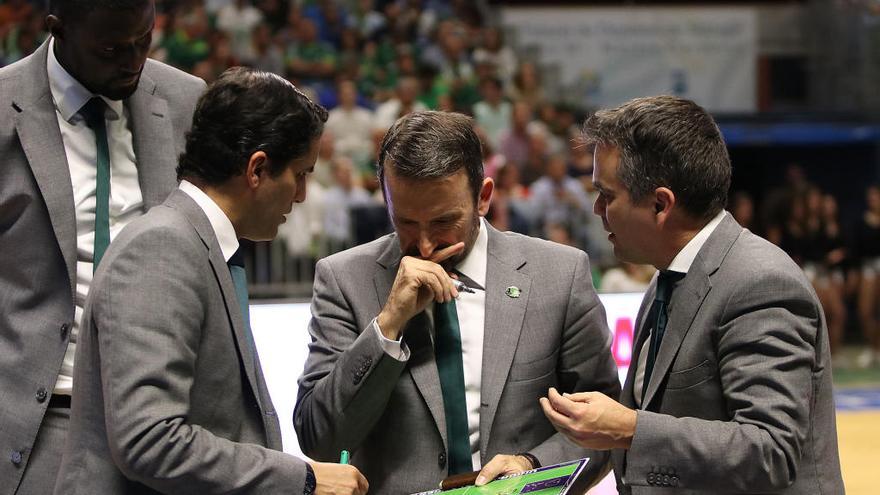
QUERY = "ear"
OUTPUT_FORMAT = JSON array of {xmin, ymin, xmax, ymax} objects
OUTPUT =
[
  {"xmin": 477, "ymin": 177, "xmax": 494, "ymax": 217},
  {"xmin": 244, "ymin": 151, "xmax": 269, "ymax": 191},
  {"xmin": 654, "ymin": 186, "xmax": 675, "ymax": 225},
  {"xmin": 46, "ymin": 15, "xmax": 63, "ymax": 39}
]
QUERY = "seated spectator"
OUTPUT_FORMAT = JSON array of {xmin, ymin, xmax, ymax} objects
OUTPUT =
[
  {"xmin": 348, "ymin": 0, "xmax": 387, "ymax": 41},
  {"xmin": 216, "ymin": 0, "xmax": 264, "ymax": 61},
  {"xmin": 472, "ymin": 25, "xmax": 517, "ymax": 88},
  {"xmin": 497, "ymin": 100, "xmax": 533, "ymax": 171},
  {"xmin": 286, "ymin": 18, "xmax": 337, "ymax": 88},
  {"xmin": 161, "ymin": 5, "xmax": 211, "ymax": 72},
  {"xmin": 192, "ymin": 31, "xmax": 239, "ymax": 82},
  {"xmin": 530, "ymin": 153, "xmax": 592, "ymax": 247},
  {"xmin": 322, "ymin": 157, "xmax": 376, "ymax": 252},
  {"xmin": 325, "ymin": 79, "xmax": 375, "ymax": 168},
  {"xmin": 373, "ymin": 75, "xmax": 427, "ymax": 132},
  {"xmin": 508, "ymin": 60, "xmax": 545, "ymax": 107},
  {"xmin": 472, "ymin": 77, "xmax": 511, "ymax": 150},
  {"xmin": 242, "ymin": 23, "xmax": 284, "ymax": 75},
  {"xmin": 304, "ymin": 0, "xmax": 349, "ymax": 49},
  {"xmin": 486, "ymin": 162, "xmax": 531, "ymax": 235}
]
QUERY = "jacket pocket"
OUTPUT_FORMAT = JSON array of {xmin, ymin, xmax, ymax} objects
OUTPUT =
[{"xmin": 665, "ymin": 359, "xmax": 714, "ymax": 390}]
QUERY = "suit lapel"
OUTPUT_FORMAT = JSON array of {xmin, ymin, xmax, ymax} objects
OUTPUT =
[
  {"xmin": 11, "ymin": 40, "xmax": 77, "ymax": 294},
  {"xmin": 620, "ymin": 283, "xmax": 655, "ymax": 408},
  {"xmin": 641, "ymin": 213, "xmax": 742, "ymax": 407},
  {"xmin": 374, "ymin": 236, "xmax": 449, "ymax": 447},
  {"xmin": 165, "ymin": 191, "xmax": 264, "ymax": 411},
  {"xmin": 479, "ymin": 227, "xmax": 531, "ymax": 456},
  {"xmin": 128, "ymin": 73, "xmax": 178, "ymax": 208}
]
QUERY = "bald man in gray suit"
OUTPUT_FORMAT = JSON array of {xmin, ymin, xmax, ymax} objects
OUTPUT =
[
  {"xmin": 541, "ymin": 96, "xmax": 844, "ymax": 494},
  {"xmin": 0, "ymin": 1, "xmax": 204, "ymax": 493}
]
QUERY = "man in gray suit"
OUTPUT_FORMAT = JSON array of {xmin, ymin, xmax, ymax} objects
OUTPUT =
[
  {"xmin": 54, "ymin": 67, "xmax": 368, "ymax": 495},
  {"xmin": 295, "ymin": 111, "xmax": 620, "ymax": 494},
  {"xmin": 541, "ymin": 96, "xmax": 844, "ymax": 494},
  {"xmin": 0, "ymin": 1, "xmax": 204, "ymax": 493}
]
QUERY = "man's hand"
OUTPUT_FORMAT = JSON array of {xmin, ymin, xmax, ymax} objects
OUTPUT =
[
  {"xmin": 377, "ymin": 242, "xmax": 465, "ymax": 340},
  {"xmin": 540, "ymin": 387, "xmax": 637, "ymax": 450},
  {"xmin": 475, "ymin": 454, "xmax": 534, "ymax": 486},
  {"xmin": 309, "ymin": 461, "xmax": 369, "ymax": 495}
]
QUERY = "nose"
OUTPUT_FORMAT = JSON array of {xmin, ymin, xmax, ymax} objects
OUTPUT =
[
  {"xmin": 417, "ymin": 230, "xmax": 436, "ymax": 258},
  {"xmin": 293, "ymin": 177, "xmax": 307, "ymax": 203}
]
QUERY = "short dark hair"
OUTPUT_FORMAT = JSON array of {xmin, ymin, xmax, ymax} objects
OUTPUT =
[
  {"xmin": 50, "ymin": 0, "xmax": 150, "ymax": 22},
  {"xmin": 581, "ymin": 95, "xmax": 731, "ymax": 221},
  {"xmin": 177, "ymin": 67, "xmax": 328, "ymax": 185},
  {"xmin": 377, "ymin": 111, "xmax": 483, "ymax": 201}
]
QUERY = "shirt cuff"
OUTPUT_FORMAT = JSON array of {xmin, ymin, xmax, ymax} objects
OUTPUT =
[{"xmin": 371, "ymin": 317, "xmax": 410, "ymax": 362}]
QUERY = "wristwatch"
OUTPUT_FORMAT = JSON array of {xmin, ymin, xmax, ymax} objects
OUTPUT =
[{"xmin": 303, "ymin": 464, "xmax": 317, "ymax": 495}]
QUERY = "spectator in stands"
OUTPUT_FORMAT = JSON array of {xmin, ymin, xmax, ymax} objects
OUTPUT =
[
  {"xmin": 322, "ymin": 156, "xmax": 376, "ymax": 251},
  {"xmin": 326, "ymin": 79, "xmax": 375, "ymax": 169},
  {"xmin": 497, "ymin": 100, "xmax": 533, "ymax": 171},
  {"xmin": 807, "ymin": 191, "xmax": 848, "ymax": 361},
  {"xmin": 161, "ymin": 4, "xmax": 210, "ymax": 71},
  {"xmin": 286, "ymin": 17, "xmax": 337, "ymax": 88},
  {"xmin": 473, "ymin": 76, "xmax": 512, "ymax": 150},
  {"xmin": 730, "ymin": 190, "xmax": 757, "ymax": 233},
  {"xmin": 530, "ymin": 153, "xmax": 592, "ymax": 248},
  {"xmin": 303, "ymin": 0, "xmax": 348, "ymax": 49},
  {"xmin": 508, "ymin": 60, "xmax": 544, "ymax": 107},
  {"xmin": 192, "ymin": 31, "xmax": 239, "ymax": 82},
  {"xmin": 242, "ymin": 22, "xmax": 284, "ymax": 75},
  {"xmin": 216, "ymin": 0, "xmax": 264, "ymax": 61},
  {"xmin": 373, "ymin": 75, "xmax": 427, "ymax": 132},
  {"xmin": 486, "ymin": 162, "xmax": 531, "ymax": 235},
  {"xmin": 857, "ymin": 184, "xmax": 880, "ymax": 368},
  {"xmin": 472, "ymin": 25, "xmax": 517, "ymax": 88},
  {"xmin": 348, "ymin": 0, "xmax": 386, "ymax": 41}
]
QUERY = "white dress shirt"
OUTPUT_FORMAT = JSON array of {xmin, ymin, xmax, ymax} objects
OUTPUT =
[
  {"xmin": 178, "ymin": 181, "xmax": 239, "ymax": 262},
  {"xmin": 48, "ymin": 38, "xmax": 144, "ymax": 395},
  {"xmin": 633, "ymin": 210, "xmax": 726, "ymax": 408},
  {"xmin": 374, "ymin": 217, "xmax": 489, "ymax": 469}
]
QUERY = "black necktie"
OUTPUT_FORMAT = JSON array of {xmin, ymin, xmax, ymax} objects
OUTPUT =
[
  {"xmin": 227, "ymin": 248, "xmax": 255, "ymax": 351},
  {"xmin": 434, "ymin": 300, "xmax": 471, "ymax": 474},
  {"xmin": 641, "ymin": 270, "xmax": 685, "ymax": 403}
]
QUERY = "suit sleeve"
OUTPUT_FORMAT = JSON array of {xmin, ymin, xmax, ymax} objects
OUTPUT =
[
  {"xmin": 529, "ymin": 250, "xmax": 621, "ymax": 484},
  {"xmin": 624, "ymin": 269, "xmax": 818, "ymax": 492},
  {"xmin": 94, "ymin": 227, "xmax": 307, "ymax": 494},
  {"xmin": 294, "ymin": 257, "xmax": 408, "ymax": 461}
]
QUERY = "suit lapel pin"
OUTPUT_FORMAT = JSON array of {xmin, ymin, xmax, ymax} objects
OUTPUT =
[{"xmin": 505, "ymin": 286, "xmax": 521, "ymax": 298}]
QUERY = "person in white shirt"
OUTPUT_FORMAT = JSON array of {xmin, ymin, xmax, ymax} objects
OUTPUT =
[
  {"xmin": 295, "ymin": 111, "xmax": 619, "ymax": 494},
  {"xmin": 325, "ymin": 80, "xmax": 375, "ymax": 168},
  {"xmin": 0, "ymin": 1, "xmax": 205, "ymax": 493},
  {"xmin": 55, "ymin": 67, "xmax": 368, "ymax": 495}
]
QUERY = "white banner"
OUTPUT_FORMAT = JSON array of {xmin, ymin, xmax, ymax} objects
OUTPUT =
[{"xmin": 502, "ymin": 7, "xmax": 757, "ymax": 112}]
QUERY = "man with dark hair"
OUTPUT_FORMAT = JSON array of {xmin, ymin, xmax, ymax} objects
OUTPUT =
[
  {"xmin": 0, "ymin": 1, "xmax": 204, "ymax": 493},
  {"xmin": 295, "ymin": 111, "xmax": 620, "ymax": 493},
  {"xmin": 541, "ymin": 95, "xmax": 844, "ymax": 494},
  {"xmin": 54, "ymin": 67, "xmax": 367, "ymax": 495}
]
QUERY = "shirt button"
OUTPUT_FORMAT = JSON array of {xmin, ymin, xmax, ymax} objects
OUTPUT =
[
  {"xmin": 35, "ymin": 387, "xmax": 48, "ymax": 403},
  {"xmin": 60, "ymin": 323, "xmax": 70, "ymax": 339},
  {"xmin": 10, "ymin": 451, "xmax": 22, "ymax": 465},
  {"xmin": 438, "ymin": 451, "xmax": 447, "ymax": 469}
]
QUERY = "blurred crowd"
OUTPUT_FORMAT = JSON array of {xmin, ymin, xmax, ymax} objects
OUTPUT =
[{"xmin": 3, "ymin": 0, "xmax": 880, "ymax": 365}]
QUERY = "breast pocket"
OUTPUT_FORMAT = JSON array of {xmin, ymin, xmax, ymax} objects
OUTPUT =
[
  {"xmin": 507, "ymin": 352, "xmax": 557, "ymax": 383},
  {"xmin": 665, "ymin": 359, "xmax": 714, "ymax": 390}
]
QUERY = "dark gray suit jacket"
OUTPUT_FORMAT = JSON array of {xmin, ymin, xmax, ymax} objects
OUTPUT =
[
  {"xmin": 613, "ymin": 213, "xmax": 844, "ymax": 494},
  {"xmin": 295, "ymin": 225, "xmax": 621, "ymax": 494},
  {"xmin": 54, "ymin": 190, "xmax": 309, "ymax": 494},
  {"xmin": 0, "ymin": 40, "xmax": 204, "ymax": 494}
]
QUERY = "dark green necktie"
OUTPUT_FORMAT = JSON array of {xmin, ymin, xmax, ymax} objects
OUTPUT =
[
  {"xmin": 81, "ymin": 97, "xmax": 111, "ymax": 271},
  {"xmin": 641, "ymin": 270, "xmax": 685, "ymax": 403},
  {"xmin": 434, "ymin": 300, "xmax": 471, "ymax": 475},
  {"xmin": 228, "ymin": 248, "xmax": 255, "ymax": 351}
]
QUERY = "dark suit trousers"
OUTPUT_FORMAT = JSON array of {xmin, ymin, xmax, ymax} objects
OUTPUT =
[{"xmin": 16, "ymin": 407, "xmax": 69, "ymax": 495}]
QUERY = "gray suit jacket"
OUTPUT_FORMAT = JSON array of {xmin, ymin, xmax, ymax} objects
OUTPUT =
[
  {"xmin": 0, "ymin": 40, "xmax": 204, "ymax": 494},
  {"xmin": 613, "ymin": 213, "xmax": 844, "ymax": 494},
  {"xmin": 53, "ymin": 190, "xmax": 308, "ymax": 494},
  {"xmin": 294, "ymin": 225, "xmax": 621, "ymax": 494}
]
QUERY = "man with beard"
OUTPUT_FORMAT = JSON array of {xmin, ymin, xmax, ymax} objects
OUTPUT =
[
  {"xmin": 0, "ymin": 1, "xmax": 204, "ymax": 493},
  {"xmin": 294, "ymin": 111, "xmax": 620, "ymax": 494}
]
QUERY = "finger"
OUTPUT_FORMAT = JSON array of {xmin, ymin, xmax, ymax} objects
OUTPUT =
[
  {"xmin": 546, "ymin": 388, "xmax": 579, "ymax": 417},
  {"xmin": 563, "ymin": 391, "xmax": 596, "ymax": 403},
  {"xmin": 425, "ymin": 264, "xmax": 457, "ymax": 301},
  {"xmin": 475, "ymin": 455, "xmax": 509, "ymax": 486},
  {"xmin": 357, "ymin": 472, "xmax": 369, "ymax": 495},
  {"xmin": 422, "ymin": 269, "xmax": 452, "ymax": 303},
  {"xmin": 540, "ymin": 397, "xmax": 573, "ymax": 430},
  {"xmin": 428, "ymin": 241, "xmax": 465, "ymax": 264}
]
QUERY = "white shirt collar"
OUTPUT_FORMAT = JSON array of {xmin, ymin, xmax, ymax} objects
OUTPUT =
[
  {"xmin": 666, "ymin": 210, "xmax": 726, "ymax": 274},
  {"xmin": 454, "ymin": 217, "xmax": 489, "ymax": 289},
  {"xmin": 178, "ymin": 180, "xmax": 240, "ymax": 262},
  {"xmin": 47, "ymin": 37, "xmax": 124, "ymax": 123}
]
